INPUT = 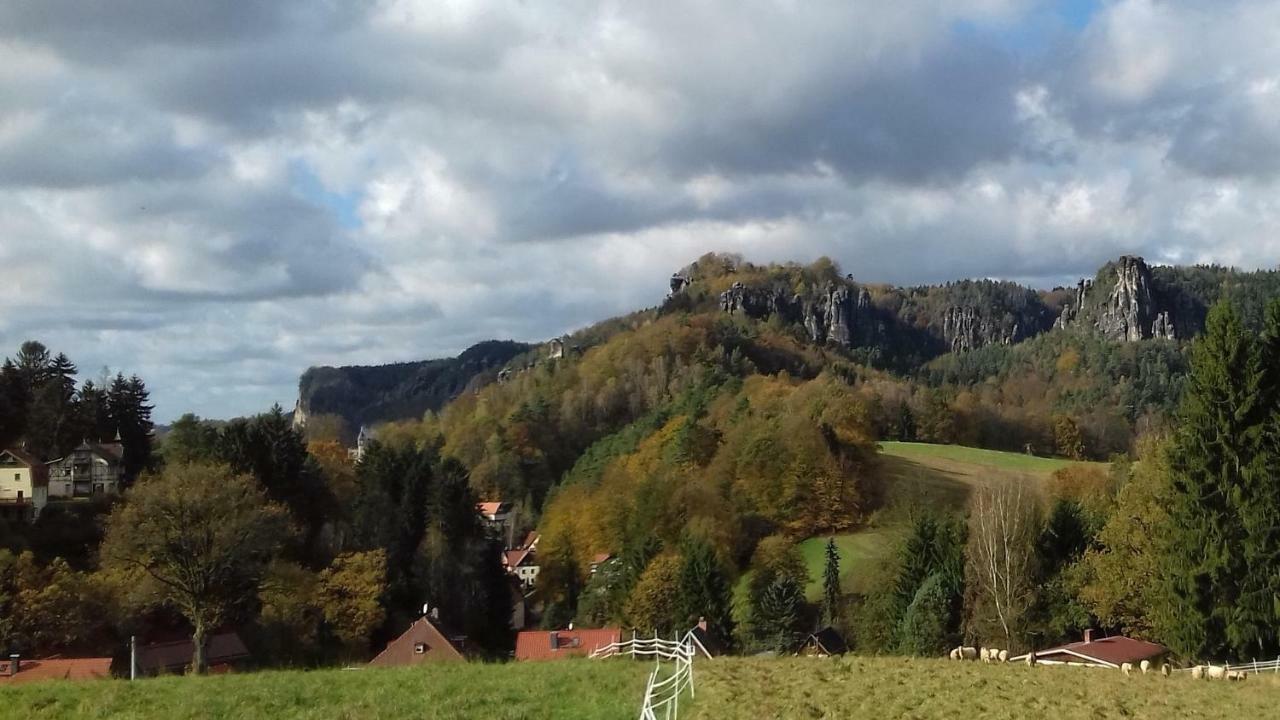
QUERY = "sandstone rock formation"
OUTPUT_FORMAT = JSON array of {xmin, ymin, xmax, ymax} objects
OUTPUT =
[{"xmin": 1055, "ymin": 256, "xmax": 1179, "ymax": 341}]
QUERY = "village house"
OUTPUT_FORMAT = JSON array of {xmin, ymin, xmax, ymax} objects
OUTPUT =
[
  {"xmin": 800, "ymin": 627, "xmax": 849, "ymax": 657},
  {"xmin": 514, "ymin": 626, "xmax": 621, "ymax": 661},
  {"xmin": 0, "ymin": 654, "xmax": 113, "ymax": 686},
  {"xmin": 504, "ymin": 531, "xmax": 540, "ymax": 589},
  {"xmin": 45, "ymin": 440, "xmax": 125, "ymax": 499},
  {"xmin": 369, "ymin": 610, "xmax": 468, "ymax": 666},
  {"xmin": 476, "ymin": 500, "xmax": 514, "ymax": 546},
  {"xmin": 1011, "ymin": 630, "xmax": 1169, "ymax": 669},
  {"xmin": 0, "ymin": 447, "xmax": 49, "ymax": 521}
]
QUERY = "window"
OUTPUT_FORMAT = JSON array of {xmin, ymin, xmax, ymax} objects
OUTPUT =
[
  {"xmin": 13, "ymin": 473, "xmax": 18, "ymax": 481},
  {"xmin": 413, "ymin": 643, "xmax": 427, "ymax": 655}
]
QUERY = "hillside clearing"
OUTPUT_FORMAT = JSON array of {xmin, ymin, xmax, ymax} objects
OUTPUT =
[
  {"xmin": 797, "ymin": 530, "xmax": 900, "ymax": 599},
  {"xmin": 0, "ymin": 659, "xmax": 650, "ymax": 720},
  {"xmin": 691, "ymin": 657, "xmax": 1280, "ymax": 720},
  {"xmin": 879, "ymin": 442, "xmax": 1101, "ymax": 474}
]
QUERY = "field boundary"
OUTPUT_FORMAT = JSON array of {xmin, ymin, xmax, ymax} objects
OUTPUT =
[{"xmin": 591, "ymin": 633, "xmax": 698, "ymax": 720}]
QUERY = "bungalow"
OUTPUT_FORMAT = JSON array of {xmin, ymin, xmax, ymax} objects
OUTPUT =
[
  {"xmin": 45, "ymin": 441, "xmax": 125, "ymax": 498},
  {"xmin": 1011, "ymin": 630, "xmax": 1169, "ymax": 669},
  {"xmin": 370, "ymin": 612, "xmax": 467, "ymax": 666},
  {"xmin": 515, "ymin": 627, "xmax": 621, "ymax": 661},
  {"xmin": 137, "ymin": 632, "xmax": 250, "ymax": 675},
  {"xmin": 0, "ymin": 447, "xmax": 48, "ymax": 521},
  {"xmin": 0, "ymin": 655, "xmax": 113, "ymax": 686},
  {"xmin": 800, "ymin": 627, "xmax": 848, "ymax": 657}
]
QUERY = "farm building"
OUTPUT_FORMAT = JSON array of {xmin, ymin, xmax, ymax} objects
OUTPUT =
[
  {"xmin": 369, "ymin": 613, "xmax": 467, "ymax": 666},
  {"xmin": 137, "ymin": 632, "xmax": 250, "ymax": 675},
  {"xmin": 515, "ymin": 627, "xmax": 621, "ymax": 661},
  {"xmin": 1011, "ymin": 630, "xmax": 1169, "ymax": 669},
  {"xmin": 0, "ymin": 655, "xmax": 113, "ymax": 686},
  {"xmin": 800, "ymin": 627, "xmax": 848, "ymax": 657}
]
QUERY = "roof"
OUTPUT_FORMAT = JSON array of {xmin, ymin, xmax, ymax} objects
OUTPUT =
[
  {"xmin": 0, "ymin": 657, "xmax": 113, "ymax": 685},
  {"xmin": 505, "ymin": 547, "xmax": 536, "ymax": 569},
  {"xmin": 137, "ymin": 632, "xmax": 250, "ymax": 673},
  {"xmin": 519, "ymin": 531, "xmax": 540, "ymax": 550},
  {"xmin": 805, "ymin": 627, "xmax": 848, "ymax": 656},
  {"xmin": 687, "ymin": 625, "xmax": 725, "ymax": 658},
  {"xmin": 0, "ymin": 447, "xmax": 40, "ymax": 467},
  {"xmin": 369, "ymin": 616, "xmax": 466, "ymax": 666},
  {"xmin": 515, "ymin": 628, "xmax": 621, "ymax": 661},
  {"xmin": 1012, "ymin": 635, "xmax": 1168, "ymax": 668},
  {"xmin": 590, "ymin": 553, "xmax": 613, "ymax": 566},
  {"xmin": 477, "ymin": 501, "xmax": 511, "ymax": 517}
]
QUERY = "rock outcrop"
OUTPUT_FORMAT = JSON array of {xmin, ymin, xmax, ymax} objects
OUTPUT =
[
  {"xmin": 719, "ymin": 281, "xmax": 881, "ymax": 348},
  {"xmin": 1055, "ymin": 256, "xmax": 1179, "ymax": 341},
  {"xmin": 941, "ymin": 306, "xmax": 1022, "ymax": 353}
]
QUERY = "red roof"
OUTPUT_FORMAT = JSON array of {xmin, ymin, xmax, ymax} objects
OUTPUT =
[
  {"xmin": 1017, "ymin": 635, "xmax": 1168, "ymax": 668},
  {"xmin": 515, "ymin": 628, "xmax": 621, "ymax": 661},
  {"xmin": 505, "ymin": 547, "xmax": 535, "ymax": 569},
  {"xmin": 369, "ymin": 616, "xmax": 466, "ymax": 666},
  {"xmin": 0, "ymin": 657, "xmax": 112, "ymax": 685},
  {"xmin": 590, "ymin": 553, "xmax": 613, "ymax": 566},
  {"xmin": 477, "ymin": 501, "xmax": 510, "ymax": 517}
]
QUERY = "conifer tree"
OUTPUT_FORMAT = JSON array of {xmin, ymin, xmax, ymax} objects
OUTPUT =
[
  {"xmin": 753, "ymin": 575, "xmax": 804, "ymax": 653},
  {"xmin": 821, "ymin": 537, "xmax": 842, "ymax": 626},
  {"xmin": 1162, "ymin": 302, "xmax": 1265, "ymax": 659},
  {"xmin": 675, "ymin": 538, "xmax": 735, "ymax": 649}
]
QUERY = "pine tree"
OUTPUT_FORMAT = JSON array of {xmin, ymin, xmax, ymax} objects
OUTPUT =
[
  {"xmin": 675, "ymin": 538, "xmax": 736, "ymax": 649},
  {"xmin": 821, "ymin": 538, "xmax": 841, "ymax": 626},
  {"xmin": 1162, "ymin": 302, "xmax": 1265, "ymax": 659},
  {"xmin": 753, "ymin": 575, "xmax": 804, "ymax": 653}
]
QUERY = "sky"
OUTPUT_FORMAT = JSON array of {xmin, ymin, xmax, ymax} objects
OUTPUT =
[{"xmin": 2, "ymin": 0, "xmax": 1280, "ymax": 422}]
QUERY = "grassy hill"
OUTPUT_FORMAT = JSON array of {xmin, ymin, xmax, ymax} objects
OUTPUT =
[
  {"xmin": 691, "ymin": 657, "xmax": 1280, "ymax": 719},
  {"xmin": 0, "ymin": 660, "xmax": 650, "ymax": 720}
]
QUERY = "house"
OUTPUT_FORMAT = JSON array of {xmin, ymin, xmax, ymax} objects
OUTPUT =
[
  {"xmin": 504, "ymin": 532, "xmax": 540, "ymax": 589},
  {"xmin": 137, "ymin": 632, "xmax": 250, "ymax": 675},
  {"xmin": 477, "ymin": 500, "xmax": 514, "ymax": 546},
  {"xmin": 0, "ymin": 447, "xmax": 49, "ymax": 521},
  {"xmin": 515, "ymin": 627, "xmax": 621, "ymax": 661},
  {"xmin": 548, "ymin": 338, "xmax": 565, "ymax": 359},
  {"xmin": 348, "ymin": 425, "xmax": 375, "ymax": 462},
  {"xmin": 369, "ymin": 612, "xmax": 467, "ymax": 666},
  {"xmin": 589, "ymin": 553, "xmax": 613, "ymax": 575},
  {"xmin": 800, "ymin": 627, "xmax": 848, "ymax": 657},
  {"xmin": 1011, "ymin": 630, "xmax": 1169, "ymax": 669},
  {"xmin": 686, "ymin": 618, "xmax": 725, "ymax": 659},
  {"xmin": 0, "ymin": 655, "xmax": 113, "ymax": 686},
  {"xmin": 45, "ymin": 441, "xmax": 125, "ymax": 498}
]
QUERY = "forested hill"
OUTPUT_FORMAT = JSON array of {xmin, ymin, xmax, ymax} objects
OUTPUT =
[{"xmin": 294, "ymin": 340, "xmax": 532, "ymax": 437}]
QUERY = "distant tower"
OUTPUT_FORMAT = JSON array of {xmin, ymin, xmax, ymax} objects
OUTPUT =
[
  {"xmin": 353, "ymin": 425, "xmax": 374, "ymax": 462},
  {"xmin": 548, "ymin": 338, "xmax": 565, "ymax": 360}
]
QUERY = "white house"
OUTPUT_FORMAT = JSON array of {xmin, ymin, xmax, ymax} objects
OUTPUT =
[{"xmin": 0, "ymin": 448, "xmax": 49, "ymax": 520}]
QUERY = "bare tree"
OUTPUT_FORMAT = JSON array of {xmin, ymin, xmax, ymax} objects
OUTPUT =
[{"xmin": 967, "ymin": 480, "xmax": 1041, "ymax": 649}]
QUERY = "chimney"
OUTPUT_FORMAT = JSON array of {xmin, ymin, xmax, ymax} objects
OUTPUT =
[
  {"xmin": 1083, "ymin": 629, "xmax": 1094, "ymax": 644},
  {"xmin": 549, "ymin": 632, "xmax": 559, "ymax": 650},
  {"xmin": 697, "ymin": 616, "xmax": 708, "ymax": 633},
  {"xmin": 430, "ymin": 607, "xmax": 439, "ymax": 621},
  {"xmin": 8, "ymin": 654, "xmax": 18, "ymax": 677}
]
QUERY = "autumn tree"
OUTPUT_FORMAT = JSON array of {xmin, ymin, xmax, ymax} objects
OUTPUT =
[
  {"xmin": 318, "ymin": 550, "xmax": 387, "ymax": 650},
  {"xmin": 101, "ymin": 463, "xmax": 287, "ymax": 673},
  {"xmin": 965, "ymin": 481, "xmax": 1041, "ymax": 649},
  {"xmin": 625, "ymin": 553, "xmax": 683, "ymax": 636}
]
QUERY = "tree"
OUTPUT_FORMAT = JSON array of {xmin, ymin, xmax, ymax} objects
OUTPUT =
[
  {"xmin": 1052, "ymin": 415, "xmax": 1085, "ymax": 460},
  {"xmin": 966, "ymin": 481, "xmax": 1040, "ymax": 649},
  {"xmin": 318, "ymin": 550, "xmax": 387, "ymax": 650},
  {"xmin": 821, "ymin": 538, "xmax": 842, "ymax": 627},
  {"xmin": 675, "ymin": 538, "xmax": 735, "ymax": 649},
  {"xmin": 100, "ymin": 463, "xmax": 287, "ymax": 673},
  {"xmin": 1161, "ymin": 302, "xmax": 1267, "ymax": 659},
  {"xmin": 163, "ymin": 414, "xmax": 221, "ymax": 465},
  {"xmin": 625, "ymin": 554, "xmax": 683, "ymax": 636},
  {"xmin": 897, "ymin": 573, "xmax": 952, "ymax": 656},
  {"xmin": 753, "ymin": 575, "xmax": 805, "ymax": 653},
  {"xmin": 107, "ymin": 373, "xmax": 155, "ymax": 482}
]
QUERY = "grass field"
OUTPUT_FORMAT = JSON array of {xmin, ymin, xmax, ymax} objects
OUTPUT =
[
  {"xmin": 797, "ymin": 529, "xmax": 900, "ymax": 599},
  {"xmin": 0, "ymin": 659, "xmax": 650, "ymax": 720},
  {"xmin": 879, "ymin": 442, "xmax": 1096, "ymax": 474},
  {"xmin": 691, "ymin": 656, "xmax": 1280, "ymax": 719}
]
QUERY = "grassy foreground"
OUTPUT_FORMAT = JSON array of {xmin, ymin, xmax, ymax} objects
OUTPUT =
[
  {"xmin": 0, "ymin": 659, "xmax": 650, "ymax": 720},
  {"xmin": 692, "ymin": 656, "xmax": 1280, "ymax": 719}
]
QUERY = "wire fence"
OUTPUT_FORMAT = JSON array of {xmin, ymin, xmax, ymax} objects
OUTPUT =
[{"xmin": 591, "ymin": 633, "xmax": 698, "ymax": 720}]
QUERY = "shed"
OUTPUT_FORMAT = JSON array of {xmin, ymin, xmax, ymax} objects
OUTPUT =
[
  {"xmin": 800, "ymin": 627, "xmax": 848, "ymax": 657},
  {"xmin": 1011, "ymin": 630, "xmax": 1169, "ymax": 669}
]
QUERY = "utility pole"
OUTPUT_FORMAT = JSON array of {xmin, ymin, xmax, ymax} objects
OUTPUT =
[{"xmin": 130, "ymin": 635, "xmax": 137, "ymax": 680}]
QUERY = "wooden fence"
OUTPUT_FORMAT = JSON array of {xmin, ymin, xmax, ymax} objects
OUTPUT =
[{"xmin": 590, "ymin": 632, "xmax": 699, "ymax": 720}]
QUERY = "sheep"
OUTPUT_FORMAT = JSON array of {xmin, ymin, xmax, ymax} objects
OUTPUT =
[
  {"xmin": 980, "ymin": 647, "xmax": 990, "ymax": 663},
  {"xmin": 998, "ymin": 649, "xmax": 1009, "ymax": 663},
  {"xmin": 1161, "ymin": 663, "xmax": 1171, "ymax": 677},
  {"xmin": 1140, "ymin": 660, "xmax": 1151, "ymax": 674},
  {"xmin": 1190, "ymin": 665, "xmax": 1205, "ymax": 680},
  {"xmin": 961, "ymin": 646, "xmax": 978, "ymax": 661},
  {"xmin": 1227, "ymin": 670, "xmax": 1246, "ymax": 682},
  {"xmin": 1025, "ymin": 651, "xmax": 1037, "ymax": 667},
  {"xmin": 1206, "ymin": 665, "xmax": 1228, "ymax": 680},
  {"xmin": 1121, "ymin": 662, "xmax": 1134, "ymax": 676},
  {"xmin": 949, "ymin": 648, "xmax": 960, "ymax": 661}
]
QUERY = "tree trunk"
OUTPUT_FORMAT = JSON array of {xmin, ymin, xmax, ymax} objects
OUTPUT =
[{"xmin": 192, "ymin": 620, "xmax": 207, "ymax": 675}]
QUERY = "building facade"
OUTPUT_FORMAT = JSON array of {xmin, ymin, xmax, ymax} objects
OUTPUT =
[
  {"xmin": 0, "ymin": 448, "xmax": 48, "ymax": 521},
  {"xmin": 46, "ymin": 442, "xmax": 125, "ymax": 498}
]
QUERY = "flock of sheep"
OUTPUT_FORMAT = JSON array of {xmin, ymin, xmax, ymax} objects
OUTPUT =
[{"xmin": 945, "ymin": 646, "xmax": 1248, "ymax": 681}]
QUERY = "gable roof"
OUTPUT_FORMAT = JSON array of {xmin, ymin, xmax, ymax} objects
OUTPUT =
[
  {"xmin": 137, "ymin": 632, "xmax": 250, "ymax": 674},
  {"xmin": 476, "ymin": 501, "xmax": 510, "ymax": 517},
  {"xmin": 515, "ymin": 628, "xmax": 621, "ymax": 661},
  {"xmin": 370, "ymin": 616, "xmax": 466, "ymax": 666},
  {"xmin": 1011, "ymin": 635, "xmax": 1168, "ymax": 668},
  {"xmin": 0, "ymin": 447, "xmax": 40, "ymax": 468},
  {"xmin": 505, "ymin": 547, "xmax": 536, "ymax": 569},
  {"xmin": 0, "ymin": 657, "xmax": 113, "ymax": 685},
  {"xmin": 805, "ymin": 627, "xmax": 848, "ymax": 656}
]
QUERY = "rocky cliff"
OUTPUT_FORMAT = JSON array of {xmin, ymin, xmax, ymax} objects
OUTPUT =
[
  {"xmin": 1055, "ymin": 256, "xmax": 1186, "ymax": 341},
  {"xmin": 294, "ymin": 340, "xmax": 532, "ymax": 432}
]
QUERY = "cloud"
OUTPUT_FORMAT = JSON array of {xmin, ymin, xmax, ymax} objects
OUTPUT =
[{"xmin": 0, "ymin": 0, "xmax": 1278, "ymax": 420}]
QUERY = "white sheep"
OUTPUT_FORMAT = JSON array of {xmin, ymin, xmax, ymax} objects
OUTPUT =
[
  {"xmin": 1140, "ymin": 660, "xmax": 1151, "ymax": 674},
  {"xmin": 980, "ymin": 647, "xmax": 990, "ymax": 663},
  {"xmin": 997, "ymin": 649, "xmax": 1009, "ymax": 663},
  {"xmin": 1025, "ymin": 651, "xmax": 1037, "ymax": 667},
  {"xmin": 1121, "ymin": 662, "xmax": 1134, "ymax": 676},
  {"xmin": 1206, "ymin": 665, "xmax": 1227, "ymax": 680},
  {"xmin": 1227, "ymin": 670, "xmax": 1246, "ymax": 682},
  {"xmin": 949, "ymin": 648, "xmax": 960, "ymax": 661},
  {"xmin": 1161, "ymin": 663, "xmax": 1171, "ymax": 677},
  {"xmin": 1190, "ymin": 665, "xmax": 1205, "ymax": 680},
  {"xmin": 961, "ymin": 646, "xmax": 978, "ymax": 661}
]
